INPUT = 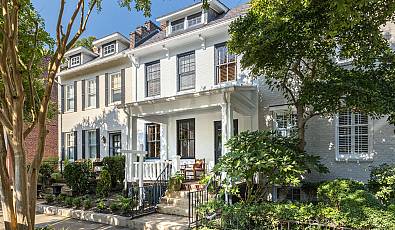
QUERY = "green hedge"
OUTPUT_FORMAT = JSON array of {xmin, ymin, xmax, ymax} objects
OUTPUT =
[{"xmin": 102, "ymin": 155, "xmax": 125, "ymax": 188}]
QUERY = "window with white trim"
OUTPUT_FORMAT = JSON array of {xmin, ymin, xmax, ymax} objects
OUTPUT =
[
  {"xmin": 274, "ymin": 112, "xmax": 297, "ymax": 137},
  {"xmin": 187, "ymin": 12, "xmax": 202, "ymax": 27},
  {"xmin": 171, "ymin": 18, "xmax": 184, "ymax": 33},
  {"xmin": 87, "ymin": 130, "xmax": 96, "ymax": 158},
  {"xmin": 87, "ymin": 79, "xmax": 96, "ymax": 108},
  {"xmin": 66, "ymin": 84, "xmax": 74, "ymax": 112},
  {"xmin": 337, "ymin": 111, "xmax": 369, "ymax": 157},
  {"xmin": 146, "ymin": 124, "xmax": 161, "ymax": 158},
  {"xmin": 146, "ymin": 61, "xmax": 160, "ymax": 97},
  {"xmin": 70, "ymin": 55, "xmax": 81, "ymax": 67},
  {"xmin": 66, "ymin": 132, "xmax": 75, "ymax": 160},
  {"xmin": 215, "ymin": 43, "xmax": 236, "ymax": 84},
  {"xmin": 102, "ymin": 42, "xmax": 116, "ymax": 56},
  {"xmin": 178, "ymin": 51, "xmax": 195, "ymax": 91},
  {"xmin": 110, "ymin": 72, "xmax": 121, "ymax": 103}
]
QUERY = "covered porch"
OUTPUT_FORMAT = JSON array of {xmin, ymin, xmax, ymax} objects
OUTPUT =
[{"xmin": 123, "ymin": 85, "xmax": 258, "ymax": 182}]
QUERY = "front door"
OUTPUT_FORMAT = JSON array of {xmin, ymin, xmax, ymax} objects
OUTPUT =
[{"xmin": 214, "ymin": 119, "xmax": 238, "ymax": 164}]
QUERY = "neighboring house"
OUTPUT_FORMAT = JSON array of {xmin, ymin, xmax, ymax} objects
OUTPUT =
[{"xmin": 57, "ymin": 0, "xmax": 395, "ymax": 190}]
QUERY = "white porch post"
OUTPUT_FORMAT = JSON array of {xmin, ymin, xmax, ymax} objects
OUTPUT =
[
  {"xmin": 221, "ymin": 92, "xmax": 233, "ymax": 204},
  {"xmin": 124, "ymin": 107, "xmax": 139, "ymax": 191},
  {"xmin": 160, "ymin": 123, "xmax": 168, "ymax": 160}
]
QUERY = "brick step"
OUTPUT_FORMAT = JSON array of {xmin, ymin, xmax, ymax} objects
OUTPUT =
[{"xmin": 157, "ymin": 204, "xmax": 189, "ymax": 217}]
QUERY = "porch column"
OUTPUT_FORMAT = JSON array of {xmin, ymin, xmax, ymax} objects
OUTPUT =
[
  {"xmin": 221, "ymin": 92, "xmax": 234, "ymax": 156},
  {"xmin": 160, "ymin": 123, "xmax": 168, "ymax": 160}
]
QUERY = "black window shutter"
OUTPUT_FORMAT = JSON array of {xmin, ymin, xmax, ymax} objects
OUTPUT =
[
  {"xmin": 73, "ymin": 81, "xmax": 77, "ymax": 112},
  {"xmin": 81, "ymin": 80, "xmax": 86, "ymax": 111},
  {"xmin": 96, "ymin": 128, "xmax": 100, "ymax": 159},
  {"xmin": 61, "ymin": 85, "xmax": 65, "ymax": 113},
  {"xmin": 121, "ymin": 69, "xmax": 125, "ymax": 104},
  {"xmin": 61, "ymin": 132, "xmax": 65, "ymax": 161},
  {"xmin": 96, "ymin": 76, "xmax": 100, "ymax": 108},
  {"xmin": 73, "ymin": 131, "xmax": 78, "ymax": 160},
  {"xmin": 81, "ymin": 130, "xmax": 86, "ymax": 159},
  {"xmin": 105, "ymin": 73, "xmax": 109, "ymax": 106}
]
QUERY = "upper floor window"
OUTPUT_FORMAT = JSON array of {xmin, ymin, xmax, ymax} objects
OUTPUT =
[
  {"xmin": 111, "ymin": 72, "xmax": 121, "ymax": 103},
  {"xmin": 215, "ymin": 43, "xmax": 236, "ymax": 84},
  {"xmin": 146, "ymin": 124, "xmax": 161, "ymax": 158},
  {"xmin": 87, "ymin": 79, "xmax": 96, "ymax": 108},
  {"xmin": 274, "ymin": 112, "xmax": 297, "ymax": 137},
  {"xmin": 187, "ymin": 12, "xmax": 202, "ymax": 27},
  {"xmin": 337, "ymin": 111, "xmax": 369, "ymax": 157},
  {"xmin": 87, "ymin": 130, "xmax": 97, "ymax": 158},
  {"xmin": 102, "ymin": 42, "xmax": 116, "ymax": 56},
  {"xmin": 177, "ymin": 118, "xmax": 195, "ymax": 158},
  {"xmin": 178, "ymin": 51, "xmax": 195, "ymax": 91},
  {"xmin": 171, "ymin": 18, "xmax": 184, "ymax": 33},
  {"xmin": 146, "ymin": 61, "xmax": 161, "ymax": 97},
  {"xmin": 66, "ymin": 132, "xmax": 75, "ymax": 160},
  {"xmin": 70, "ymin": 54, "xmax": 81, "ymax": 67},
  {"xmin": 66, "ymin": 84, "xmax": 75, "ymax": 112}
]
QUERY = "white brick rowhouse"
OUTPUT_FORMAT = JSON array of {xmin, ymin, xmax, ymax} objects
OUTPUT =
[{"xmin": 57, "ymin": 0, "xmax": 395, "ymax": 187}]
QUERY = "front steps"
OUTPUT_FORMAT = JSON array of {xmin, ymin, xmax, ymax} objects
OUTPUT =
[{"xmin": 157, "ymin": 191, "xmax": 190, "ymax": 217}]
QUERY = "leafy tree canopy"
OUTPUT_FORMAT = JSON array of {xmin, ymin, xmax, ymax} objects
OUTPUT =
[
  {"xmin": 228, "ymin": 0, "xmax": 395, "ymax": 124},
  {"xmin": 72, "ymin": 36, "xmax": 96, "ymax": 51}
]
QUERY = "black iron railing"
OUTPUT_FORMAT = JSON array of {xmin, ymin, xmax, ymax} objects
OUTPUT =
[{"xmin": 126, "ymin": 162, "xmax": 172, "ymax": 218}]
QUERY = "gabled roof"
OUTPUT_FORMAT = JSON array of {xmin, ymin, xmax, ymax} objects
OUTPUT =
[
  {"xmin": 65, "ymin": 46, "xmax": 98, "ymax": 58},
  {"xmin": 92, "ymin": 32, "xmax": 129, "ymax": 47}
]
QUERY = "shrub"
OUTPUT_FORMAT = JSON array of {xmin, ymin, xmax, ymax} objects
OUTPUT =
[
  {"xmin": 318, "ymin": 179, "xmax": 365, "ymax": 208},
  {"xmin": 368, "ymin": 163, "xmax": 395, "ymax": 204},
  {"xmin": 102, "ymin": 155, "xmax": 125, "ymax": 188},
  {"xmin": 50, "ymin": 172, "xmax": 62, "ymax": 183},
  {"xmin": 55, "ymin": 194, "xmax": 67, "ymax": 204},
  {"xmin": 83, "ymin": 198, "xmax": 93, "ymax": 210},
  {"xmin": 39, "ymin": 162, "xmax": 54, "ymax": 186},
  {"xmin": 96, "ymin": 169, "xmax": 112, "ymax": 197},
  {"xmin": 72, "ymin": 197, "xmax": 82, "ymax": 208},
  {"xmin": 44, "ymin": 194, "xmax": 55, "ymax": 204},
  {"xmin": 96, "ymin": 199, "xmax": 106, "ymax": 212},
  {"xmin": 63, "ymin": 160, "xmax": 94, "ymax": 195},
  {"xmin": 109, "ymin": 202, "xmax": 120, "ymax": 212},
  {"xmin": 215, "ymin": 131, "xmax": 328, "ymax": 202},
  {"xmin": 64, "ymin": 197, "xmax": 73, "ymax": 207},
  {"xmin": 116, "ymin": 196, "xmax": 137, "ymax": 214}
]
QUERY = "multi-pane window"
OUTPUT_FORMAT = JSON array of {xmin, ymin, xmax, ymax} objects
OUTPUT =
[
  {"xmin": 103, "ymin": 42, "xmax": 116, "ymax": 56},
  {"xmin": 146, "ymin": 124, "xmax": 161, "ymax": 158},
  {"xmin": 215, "ymin": 44, "xmax": 236, "ymax": 84},
  {"xmin": 66, "ymin": 132, "xmax": 75, "ymax": 160},
  {"xmin": 87, "ymin": 79, "xmax": 96, "ymax": 108},
  {"xmin": 177, "ymin": 119, "xmax": 195, "ymax": 158},
  {"xmin": 187, "ymin": 12, "xmax": 202, "ymax": 27},
  {"xmin": 171, "ymin": 18, "xmax": 184, "ymax": 33},
  {"xmin": 87, "ymin": 130, "xmax": 96, "ymax": 158},
  {"xmin": 274, "ymin": 112, "xmax": 297, "ymax": 137},
  {"xmin": 111, "ymin": 72, "xmax": 121, "ymax": 103},
  {"xmin": 70, "ymin": 55, "xmax": 81, "ymax": 67},
  {"xmin": 277, "ymin": 188, "xmax": 301, "ymax": 202},
  {"xmin": 109, "ymin": 132, "xmax": 122, "ymax": 156},
  {"xmin": 338, "ymin": 111, "xmax": 369, "ymax": 156},
  {"xmin": 178, "ymin": 52, "xmax": 195, "ymax": 91},
  {"xmin": 66, "ymin": 84, "xmax": 74, "ymax": 112},
  {"xmin": 146, "ymin": 61, "xmax": 161, "ymax": 97}
]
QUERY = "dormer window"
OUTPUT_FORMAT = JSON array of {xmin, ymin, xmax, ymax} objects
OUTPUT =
[
  {"xmin": 70, "ymin": 54, "xmax": 81, "ymax": 67},
  {"xmin": 187, "ymin": 12, "xmax": 202, "ymax": 27},
  {"xmin": 171, "ymin": 18, "xmax": 184, "ymax": 33},
  {"xmin": 102, "ymin": 42, "xmax": 116, "ymax": 56}
]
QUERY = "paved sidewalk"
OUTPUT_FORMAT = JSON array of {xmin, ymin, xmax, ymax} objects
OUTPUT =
[{"xmin": 0, "ymin": 211, "xmax": 129, "ymax": 230}]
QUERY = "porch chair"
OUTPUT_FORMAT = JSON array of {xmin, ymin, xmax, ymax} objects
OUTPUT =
[{"xmin": 180, "ymin": 159, "xmax": 206, "ymax": 181}]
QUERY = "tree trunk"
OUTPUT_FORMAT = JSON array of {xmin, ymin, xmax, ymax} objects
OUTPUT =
[{"xmin": 296, "ymin": 103, "xmax": 306, "ymax": 152}]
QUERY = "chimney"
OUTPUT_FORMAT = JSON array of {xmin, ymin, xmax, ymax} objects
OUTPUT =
[
  {"xmin": 144, "ymin": 20, "xmax": 160, "ymax": 32},
  {"xmin": 130, "ymin": 31, "xmax": 141, "ymax": 49},
  {"xmin": 135, "ymin": 26, "xmax": 149, "ymax": 38}
]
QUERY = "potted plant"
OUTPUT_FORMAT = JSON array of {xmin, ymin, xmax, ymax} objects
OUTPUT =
[{"xmin": 168, "ymin": 172, "xmax": 184, "ymax": 192}]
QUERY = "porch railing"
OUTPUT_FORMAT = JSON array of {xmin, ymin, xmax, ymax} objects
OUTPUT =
[{"xmin": 131, "ymin": 160, "xmax": 174, "ymax": 181}]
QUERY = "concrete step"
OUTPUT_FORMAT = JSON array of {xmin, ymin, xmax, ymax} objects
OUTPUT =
[
  {"xmin": 157, "ymin": 204, "xmax": 189, "ymax": 217},
  {"xmin": 160, "ymin": 197, "xmax": 189, "ymax": 206},
  {"xmin": 130, "ymin": 213, "xmax": 188, "ymax": 230}
]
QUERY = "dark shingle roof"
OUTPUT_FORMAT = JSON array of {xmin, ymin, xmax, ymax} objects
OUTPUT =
[{"xmin": 136, "ymin": 3, "xmax": 249, "ymax": 48}]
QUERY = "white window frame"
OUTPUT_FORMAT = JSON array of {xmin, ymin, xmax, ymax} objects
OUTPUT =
[
  {"xmin": 102, "ymin": 42, "xmax": 116, "ymax": 57},
  {"xmin": 170, "ymin": 18, "xmax": 185, "ymax": 33},
  {"xmin": 187, "ymin": 12, "xmax": 202, "ymax": 28},
  {"xmin": 70, "ymin": 55, "xmax": 81, "ymax": 67},
  {"xmin": 65, "ymin": 132, "xmax": 75, "ymax": 160},
  {"xmin": 273, "ymin": 110, "xmax": 297, "ymax": 137},
  {"xmin": 65, "ymin": 84, "xmax": 74, "ymax": 112},
  {"xmin": 87, "ymin": 130, "xmax": 97, "ymax": 159},
  {"xmin": 86, "ymin": 79, "xmax": 96, "ymax": 108},
  {"xmin": 335, "ymin": 112, "xmax": 372, "ymax": 161},
  {"xmin": 110, "ymin": 72, "xmax": 121, "ymax": 103}
]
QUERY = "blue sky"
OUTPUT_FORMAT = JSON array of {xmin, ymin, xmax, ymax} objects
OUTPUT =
[{"xmin": 32, "ymin": 0, "xmax": 247, "ymax": 40}]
